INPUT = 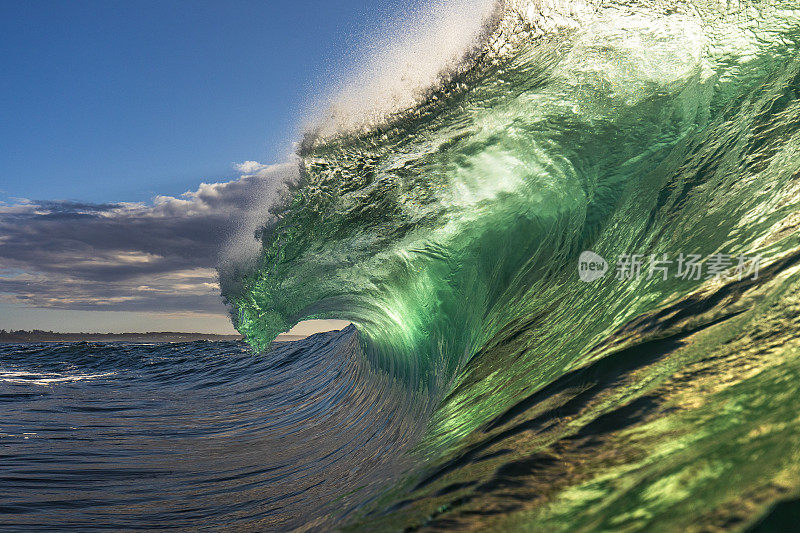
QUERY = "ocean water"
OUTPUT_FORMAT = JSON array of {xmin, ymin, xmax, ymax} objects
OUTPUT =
[
  {"xmin": 0, "ymin": 335, "xmax": 423, "ymax": 530},
  {"xmin": 6, "ymin": 0, "xmax": 800, "ymax": 531}
]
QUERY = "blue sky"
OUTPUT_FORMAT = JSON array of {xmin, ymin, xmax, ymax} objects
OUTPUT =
[
  {"xmin": 0, "ymin": 0, "xmax": 430, "ymax": 334},
  {"xmin": 0, "ymin": 0, "xmax": 426, "ymax": 203}
]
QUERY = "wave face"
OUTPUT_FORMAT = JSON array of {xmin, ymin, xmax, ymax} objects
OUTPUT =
[{"xmin": 219, "ymin": 0, "xmax": 800, "ymax": 530}]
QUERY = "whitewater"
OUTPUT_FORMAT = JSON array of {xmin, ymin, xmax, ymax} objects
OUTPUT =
[{"xmin": 4, "ymin": 0, "xmax": 800, "ymax": 530}]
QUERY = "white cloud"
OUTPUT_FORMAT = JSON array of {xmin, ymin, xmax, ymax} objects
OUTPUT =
[
  {"xmin": 234, "ymin": 160, "xmax": 268, "ymax": 174},
  {"xmin": 0, "ymin": 160, "xmax": 298, "ymax": 315}
]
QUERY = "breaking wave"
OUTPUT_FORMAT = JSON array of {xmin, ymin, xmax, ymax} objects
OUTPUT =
[{"xmin": 218, "ymin": 0, "xmax": 800, "ymax": 529}]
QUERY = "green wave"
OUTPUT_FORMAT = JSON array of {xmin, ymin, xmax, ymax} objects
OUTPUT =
[
  {"xmin": 225, "ymin": 0, "xmax": 797, "ymax": 373},
  {"xmin": 221, "ymin": 0, "xmax": 800, "ymax": 528}
]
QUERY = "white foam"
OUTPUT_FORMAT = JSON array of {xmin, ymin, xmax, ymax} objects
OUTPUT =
[{"xmin": 0, "ymin": 369, "xmax": 115, "ymax": 386}]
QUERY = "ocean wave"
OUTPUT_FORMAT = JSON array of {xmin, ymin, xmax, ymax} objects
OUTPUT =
[{"xmin": 216, "ymin": 0, "xmax": 800, "ymax": 528}]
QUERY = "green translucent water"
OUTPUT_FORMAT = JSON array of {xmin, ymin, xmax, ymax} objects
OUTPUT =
[{"xmin": 222, "ymin": 0, "xmax": 800, "ymax": 529}]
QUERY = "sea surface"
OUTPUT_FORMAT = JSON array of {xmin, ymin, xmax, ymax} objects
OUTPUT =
[{"xmin": 0, "ymin": 334, "xmax": 423, "ymax": 530}]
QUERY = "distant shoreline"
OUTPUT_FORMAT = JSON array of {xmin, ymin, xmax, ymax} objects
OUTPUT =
[{"xmin": 0, "ymin": 330, "xmax": 245, "ymax": 343}]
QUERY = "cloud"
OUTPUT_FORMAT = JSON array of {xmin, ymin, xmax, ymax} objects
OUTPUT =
[
  {"xmin": 234, "ymin": 161, "xmax": 268, "ymax": 174},
  {"xmin": 0, "ymin": 161, "xmax": 297, "ymax": 316}
]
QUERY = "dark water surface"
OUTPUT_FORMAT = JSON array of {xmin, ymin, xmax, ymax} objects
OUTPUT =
[{"xmin": 0, "ymin": 332, "xmax": 426, "ymax": 531}]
